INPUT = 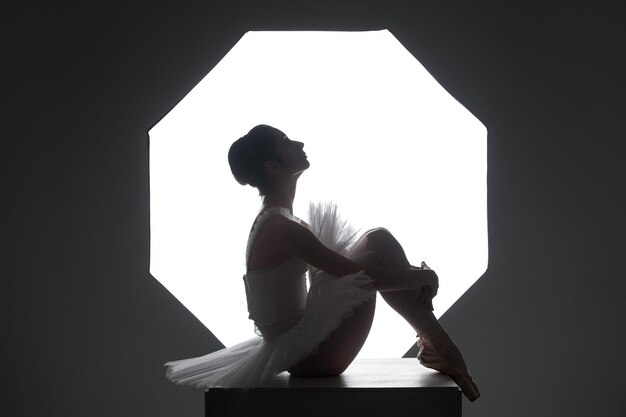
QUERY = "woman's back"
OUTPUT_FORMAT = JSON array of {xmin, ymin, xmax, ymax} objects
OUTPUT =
[{"xmin": 244, "ymin": 208, "xmax": 309, "ymax": 340}]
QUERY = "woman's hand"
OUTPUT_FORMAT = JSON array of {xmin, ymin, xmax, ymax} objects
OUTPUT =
[
  {"xmin": 413, "ymin": 262, "xmax": 438, "ymax": 311},
  {"xmin": 418, "ymin": 286, "xmax": 436, "ymax": 311}
]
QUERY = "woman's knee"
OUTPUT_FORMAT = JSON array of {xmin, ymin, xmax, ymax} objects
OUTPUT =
[
  {"xmin": 363, "ymin": 227, "xmax": 396, "ymax": 248},
  {"xmin": 356, "ymin": 227, "xmax": 408, "ymax": 266}
]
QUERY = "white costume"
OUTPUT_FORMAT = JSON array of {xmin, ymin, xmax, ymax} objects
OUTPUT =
[{"xmin": 164, "ymin": 203, "xmax": 373, "ymax": 388}]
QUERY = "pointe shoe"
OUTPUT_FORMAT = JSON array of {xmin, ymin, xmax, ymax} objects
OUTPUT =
[{"xmin": 417, "ymin": 336, "xmax": 481, "ymax": 402}]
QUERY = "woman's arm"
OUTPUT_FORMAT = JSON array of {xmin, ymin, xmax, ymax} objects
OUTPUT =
[{"xmin": 273, "ymin": 217, "xmax": 438, "ymax": 292}]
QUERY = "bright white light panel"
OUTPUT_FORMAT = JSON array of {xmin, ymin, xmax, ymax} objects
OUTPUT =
[{"xmin": 149, "ymin": 30, "xmax": 487, "ymax": 357}]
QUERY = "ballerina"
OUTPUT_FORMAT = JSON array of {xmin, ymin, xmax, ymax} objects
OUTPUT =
[{"xmin": 164, "ymin": 124, "xmax": 480, "ymax": 401}]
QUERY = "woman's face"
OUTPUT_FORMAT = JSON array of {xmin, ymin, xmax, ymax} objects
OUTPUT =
[{"xmin": 271, "ymin": 129, "xmax": 310, "ymax": 177}]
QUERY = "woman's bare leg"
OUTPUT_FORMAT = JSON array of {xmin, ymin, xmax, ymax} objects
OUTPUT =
[
  {"xmin": 288, "ymin": 231, "xmax": 378, "ymax": 376},
  {"xmin": 289, "ymin": 227, "xmax": 468, "ymax": 377},
  {"xmin": 362, "ymin": 229, "xmax": 469, "ymax": 372},
  {"xmin": 358, "ymin": 229, "xmax": 479, "ymax": 400}
]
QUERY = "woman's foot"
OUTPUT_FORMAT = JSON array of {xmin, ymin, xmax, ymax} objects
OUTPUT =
[{"xmin": 417, "ymin": 336, "xmax": 481, "ymax": 401}]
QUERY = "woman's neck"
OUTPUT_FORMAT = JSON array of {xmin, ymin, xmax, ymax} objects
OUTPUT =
[{"xmin": 262, "ymin": 180, "xmax": 297, "ymax": 213}]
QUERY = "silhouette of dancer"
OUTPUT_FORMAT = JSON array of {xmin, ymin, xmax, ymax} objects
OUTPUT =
[{"xmin": 165, "ymin": 124, "xmax": 479, "ymax": 401}]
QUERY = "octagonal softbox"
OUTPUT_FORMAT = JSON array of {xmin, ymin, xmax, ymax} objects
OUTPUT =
[{"xmin": 149, "ymin": 30, "xmax": 487, "ymax": 357}]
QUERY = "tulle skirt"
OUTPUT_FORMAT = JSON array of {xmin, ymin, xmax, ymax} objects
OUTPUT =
[{"xmin": 164, "ymin": 272, "xmax": 373, "ymax": 388}]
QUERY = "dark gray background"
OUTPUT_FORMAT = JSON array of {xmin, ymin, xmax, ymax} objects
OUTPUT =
[{"xmin": 4, "ymin": 1, "xmax": 625, "ymax": 416}]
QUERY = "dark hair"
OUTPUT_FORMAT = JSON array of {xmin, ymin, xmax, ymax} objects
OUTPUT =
[{"xmin": 228, "ymin": 124, "xmax": 280, "ymax": 195}]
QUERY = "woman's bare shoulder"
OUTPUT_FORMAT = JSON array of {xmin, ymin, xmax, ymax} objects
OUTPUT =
[{"xmin": 257, "ymin": 214, "xmax": 308, "ymax": 241}]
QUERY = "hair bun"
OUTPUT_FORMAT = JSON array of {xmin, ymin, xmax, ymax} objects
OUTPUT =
[{"xmin": 228, "ymin": 124, "xmax": 279, "ymax": 196}]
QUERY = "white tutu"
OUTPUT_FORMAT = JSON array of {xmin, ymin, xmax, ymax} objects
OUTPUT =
[{"xmin": 164, "ymin": 202, "xmax": 374, "ymax": 389}]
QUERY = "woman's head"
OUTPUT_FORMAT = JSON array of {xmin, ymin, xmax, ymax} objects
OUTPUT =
[{"xmin": 228, "ymin": 124, "xmax": 309, "ymax": 195}]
